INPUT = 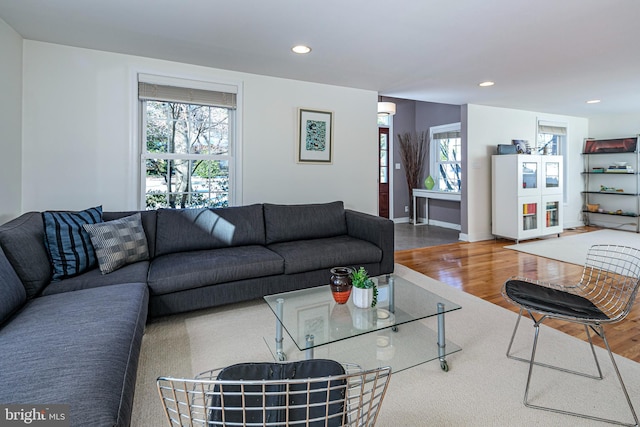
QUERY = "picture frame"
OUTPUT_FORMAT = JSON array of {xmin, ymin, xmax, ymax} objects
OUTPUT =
[
  {"xmin": 297, "ymin": 108, "xmax": 333, "ymax": 164},
  {"xmin": 297, "ymin": 302, "xmax": 330, "ymax": 345}
]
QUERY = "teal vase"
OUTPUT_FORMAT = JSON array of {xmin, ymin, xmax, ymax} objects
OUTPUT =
[{"xmin": 424, "ymin": 175, "xmax": 435, "ymax": 190}]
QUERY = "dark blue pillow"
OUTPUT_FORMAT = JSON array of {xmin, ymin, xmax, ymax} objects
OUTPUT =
[{"xmin": 43, "ymin": 206, "xmax": 103, "ymax": 281}]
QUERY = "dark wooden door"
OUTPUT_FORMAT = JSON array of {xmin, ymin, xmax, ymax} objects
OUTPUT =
[{"xmin": 379, "ymin": 127, "xmax": 390, "ymax": 218}]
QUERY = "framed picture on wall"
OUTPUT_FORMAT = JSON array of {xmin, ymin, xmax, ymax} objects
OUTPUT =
[{"xmin": 297, "ymin": 108, "xmax": 333, "ymax": 164}]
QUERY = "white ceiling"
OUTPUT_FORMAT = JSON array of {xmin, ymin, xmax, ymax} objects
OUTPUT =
[{"xmin": 2, "ymin": 0, "xmax": 639, "ymax": 118}]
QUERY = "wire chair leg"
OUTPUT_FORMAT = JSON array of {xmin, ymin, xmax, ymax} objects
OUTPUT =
[
  {"xmin": 521, "ymin": 322, "xmax": 639, "ymax": 426},
  {"xmin": 505, "ymin": 308, "xmax": 524, "ymax": 360},
  {"xmin": 507, "ymin": 311, "xmax": 603, "ymax": 380},
  {"xmin": 584, "ymin": 324, "xmax": 603, "ymax": 380},
  {"xmin": 523, "ymin": 321, "xmax": 540, "ymax": 406},
  {"xmin": 600, "ymin": 327, "xmax": 639, "ymax": 426}
]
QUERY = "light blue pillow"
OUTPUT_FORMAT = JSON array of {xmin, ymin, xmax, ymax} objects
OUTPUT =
[{"xmin": 43, "ymin": 206, "xmax": 103, "ymax": 281}]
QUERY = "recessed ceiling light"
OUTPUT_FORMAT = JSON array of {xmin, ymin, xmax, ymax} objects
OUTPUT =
[
  {"xmin": 292, "ymin": 45, "xmax": 311, "ymax": 54},
  {"xmin": 478, "ymin": 81, "xmax": 495, "ymax": 87},
  {"xmin": 586, "ymin": 99, "xmax": 601, "ymax": 104}
]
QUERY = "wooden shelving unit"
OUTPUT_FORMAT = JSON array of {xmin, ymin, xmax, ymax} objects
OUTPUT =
[{"xmin": 582, "ymin": 136, "xmax": 640, "ymax": 233}]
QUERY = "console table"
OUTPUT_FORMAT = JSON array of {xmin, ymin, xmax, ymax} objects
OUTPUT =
[{"xmin": 412, "ymin": 189, "xmax": 461, "ymax": 226}]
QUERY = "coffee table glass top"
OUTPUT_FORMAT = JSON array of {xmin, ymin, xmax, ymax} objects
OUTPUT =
[{"xmin": 263, "ymin": 274, "xmax": 461, "ymax": 351}]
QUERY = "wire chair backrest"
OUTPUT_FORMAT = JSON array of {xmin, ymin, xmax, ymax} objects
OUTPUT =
[
  {"xmin": 157, "ymin": 363, "xmax": 392, "ymax": 427},
  {"xmin": 578, "ymin": 244, "xmax": 640, "ymax": 322}
]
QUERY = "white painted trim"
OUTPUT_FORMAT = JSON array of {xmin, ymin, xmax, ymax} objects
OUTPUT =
[
  {"xmin": 415, "ymin": 218, "xmax": 461, "ymax": 231},
  {"xmin": 130, "ymin": 68, "xmax": 244, "ymax": 209},
  {"xmin": 392, "ymin": 217, "xmax": 411, "ymax": 224}
]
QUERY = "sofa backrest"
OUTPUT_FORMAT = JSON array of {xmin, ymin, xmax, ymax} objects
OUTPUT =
[
  {"xmin": 264, "ymin": 201, "xmax": 347, "ymax": 245},
  {"xmin": 0, "ymin": 246, "xmax": 26, "ymax": 326},
  {"xmin": 154, "ymin": 204, "xmax": 266, "ymax": 257},
  {"xmin": 0, "ymin": 212, "xmax": 52, "ymax": 298}
]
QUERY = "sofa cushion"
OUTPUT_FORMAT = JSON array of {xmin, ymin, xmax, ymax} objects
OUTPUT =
[
  {"xmin": 0, "ymin": 212, "xmax": 52, "ymax": 298},
  {"xmin": 264, "ymin": 201, "xmax": 347, "ymax": 245},
  {"xmin": 155, "ymin": 205, "xmax": 266, "ymax": 257},
  {"xmin": 42, "ymin": 205, "xmax": 103, "ymax": 281},
  {"xmin": 104, "ymin": 210, "xmax": 157, "ymax": 258},
  {"xmin": 0, "ymin": 282, "xmax": 149, "ymax": 427},
  {"xmin": 84, "ymin": 213, "xmax": 150, "ymax": 274},
  {"xmin": 268, "ymin": 235, "xmax": 382, "ymax": 274},
  {"xmin": 40, "ymin": 261, "xmax": 149, "ymax": 296},
  {"xmin": 0, "ymin": 246, "xmax": 26, "ymax": 326},
  {"xmin": 148, "ymin": 246, "xmax": 284, "ymax": 295}
]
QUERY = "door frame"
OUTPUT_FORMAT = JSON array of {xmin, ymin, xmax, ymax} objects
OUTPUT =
[{"xmin": 378, "ymin": 122, "xmax": 395, "ymax": 220}]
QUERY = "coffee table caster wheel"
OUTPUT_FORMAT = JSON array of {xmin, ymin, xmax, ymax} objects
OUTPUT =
[{"xmin": 440, "ymin": 360, "xmax": 449, "ymax": 372}]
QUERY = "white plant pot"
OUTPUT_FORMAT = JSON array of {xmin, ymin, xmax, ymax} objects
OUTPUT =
[
  {"xmin": 352, "ymin": 287, "xmax": 373, "ymax": 309},
  {"xmin": 352, "ymin": 307, "xmax": 374, "ymax": 330}
]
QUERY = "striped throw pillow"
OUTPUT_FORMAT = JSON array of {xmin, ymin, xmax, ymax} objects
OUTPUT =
[{"xmin": 43, "ymin": 206, "xmax": 103, "ymax": 281}]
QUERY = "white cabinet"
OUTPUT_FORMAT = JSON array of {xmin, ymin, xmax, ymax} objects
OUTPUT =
[{"xmin": 492, "ymin": 154, "xmax": 563, "ymax": 242}]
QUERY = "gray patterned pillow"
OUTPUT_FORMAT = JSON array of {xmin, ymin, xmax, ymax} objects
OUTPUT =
[{"xmin": 83, "ymin": 213, "xmax": 149, "ymax": 274}]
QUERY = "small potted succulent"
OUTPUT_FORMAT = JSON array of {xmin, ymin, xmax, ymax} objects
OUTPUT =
[{"xmin": 350, "ymin": 267, "xmax": 377, "ymax": 308}]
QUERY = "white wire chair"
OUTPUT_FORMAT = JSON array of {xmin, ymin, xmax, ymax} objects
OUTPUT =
[
  {"xmin": 502, "ymin": 244, "xmax": 640, "ymax": 426},
  {"xmin": 157, "ymin": 360, "xmax": 392, "ymax": 426}
]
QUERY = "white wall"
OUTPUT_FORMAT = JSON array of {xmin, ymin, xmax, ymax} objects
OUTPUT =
[
  {"xmin": 588, "ymin": 114, "xmax": 640, "ymax": 139},
  {"xmin": 21, "ymin": 41, "xmax": 379, "ymax": 215},
  {"xmin": 464, "ymin": 104, "xmax": 589, "ymax": 242},
  {"xmin": 0, "ymin": 18, "xmax": 23, "ymax": 224}
]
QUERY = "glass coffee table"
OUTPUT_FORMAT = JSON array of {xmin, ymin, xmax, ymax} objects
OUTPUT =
[{"xmin": 263, "ymin": 274, "xmax": 461, "ymax": 373}]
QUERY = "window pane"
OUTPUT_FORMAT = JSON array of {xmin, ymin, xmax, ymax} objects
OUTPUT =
[
  {"xmin": 437, "ymin": 163, "xmax": 461, "ymax": 192},
  {"xmin": 145, "ymin": 102, "xmax": 229, "ymax": 156},
  {"xmin": 380, "ymin": 150, "xmax": 388, "ymax": 167},
  {"xmin": 380, "ymin": 134, "xmax": 388, "ymax": 150},
  {"xmin": 435, "ymin": 137, "xmax": 461, "ymax": 191},
  {"xmin": 145, "ymin": 158, "xmax": 228, "ymax": 209},
  {"xmin": 537, "ymin": 133, "xmax": 561, "ymax": 155},
  {"xmin": 377, "ymin": 115, "xmax": 390, "ymax": 126},
  {"xmin": 438, "ymin": 138, "xmax": 461, "ymax": 162}
]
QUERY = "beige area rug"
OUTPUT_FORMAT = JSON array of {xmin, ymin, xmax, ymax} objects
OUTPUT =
[
  {"xmin": 131, "ymin": 264, "xmax": 640, "ymax": 426},
  {"xmin": 505, "ymin": 229, "xmax": 640, "ymax": 265}
]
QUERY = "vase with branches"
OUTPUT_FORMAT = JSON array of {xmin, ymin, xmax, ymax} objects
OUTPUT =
[{"xmin": 397, "ymin": 131, "xmax": 429, "ymax": 221}]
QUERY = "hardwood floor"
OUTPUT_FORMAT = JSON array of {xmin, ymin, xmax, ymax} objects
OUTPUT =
[{"xmin": 395, "ymin": 227, "xmax": 640, "ymax": 363}]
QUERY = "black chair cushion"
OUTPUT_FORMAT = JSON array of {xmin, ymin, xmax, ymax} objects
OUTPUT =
[
  {"xmin": 505, "ymin": 279, "xmax": 609, "ymax": 320},
  {"xmin": 210, "ymin": 359, "xmax": 346, "ymax": 426}
]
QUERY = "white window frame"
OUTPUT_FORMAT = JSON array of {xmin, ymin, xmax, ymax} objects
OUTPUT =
[
  {"xmin": 136, "ymin": 73, "xmax": 243, "ymax": 209},
  {"xmin": 537, "ymin": 119, "xmax": 567, "ymax": 203},
  {"xmin": 429, "ymin": 122, "xmax": 462, "ymax": 193}
]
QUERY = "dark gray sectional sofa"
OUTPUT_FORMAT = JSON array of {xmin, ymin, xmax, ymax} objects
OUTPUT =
[{"xmin": 0, "ymin": 201, "xmax": 394, "ymax": 426}]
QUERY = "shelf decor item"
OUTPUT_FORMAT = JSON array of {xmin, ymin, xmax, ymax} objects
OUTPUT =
[
  {"xmin": 350, "ymin": 267, "xmax": 377, "ymax": 308},
  {"xmin": 587, "ymin": 203, "xmax": 600, "ymax": 212},
  {"xmin": 397, "ymin": 131, "xmax": 428, "ymax": 221},
  {"xmin": 424, "ymin": 175, "xmax": 435, "ymax": 190},
  {"xmin": 329, "ymin": 267, "xmax": 353, "ymax": 304}
]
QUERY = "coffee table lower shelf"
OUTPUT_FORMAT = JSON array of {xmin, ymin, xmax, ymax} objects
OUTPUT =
[{"xmin": 264, "ymin": 320, "xmax": 461, "ymax": 374}]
